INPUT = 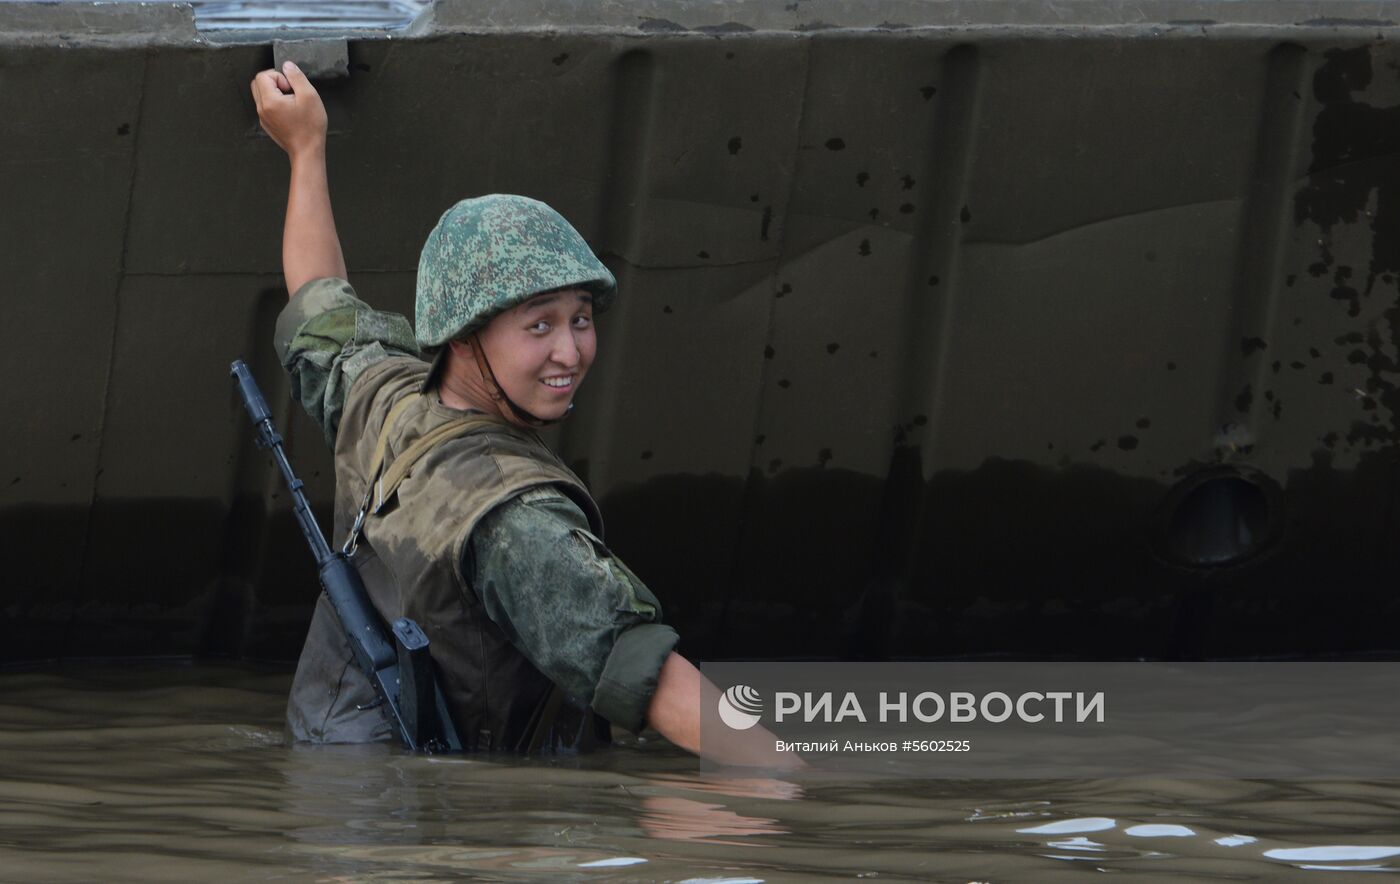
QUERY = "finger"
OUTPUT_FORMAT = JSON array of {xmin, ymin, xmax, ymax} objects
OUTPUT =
[
  {"xmin": 251, "ymin": 69, "xmax": 283, "ymax": 104},
  {"xmin": 251, "ymin": 73, "xmax": 275, "ymax": 112},
  {"xmin": 274, "ymin": 72, "xmax": 291, "ymax": 93},
  {"xmin": 281, "ymin": 61, "xmax": 319, "ymax": 98}
]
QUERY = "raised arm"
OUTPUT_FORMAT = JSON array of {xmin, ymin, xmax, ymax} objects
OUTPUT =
[{"xmin": 251, "ymin": 62, "xmax": 347, "ymax": 298}]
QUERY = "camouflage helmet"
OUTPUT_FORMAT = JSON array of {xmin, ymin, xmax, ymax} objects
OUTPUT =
[{"xmin": 415, "ymin": 194, "xmax": 616, "ymax": 350}]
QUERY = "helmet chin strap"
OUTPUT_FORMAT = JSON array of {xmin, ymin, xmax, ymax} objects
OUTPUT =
[{"xmin": 467, "ymin": 332, "xmax": 570, "ymax": 428}]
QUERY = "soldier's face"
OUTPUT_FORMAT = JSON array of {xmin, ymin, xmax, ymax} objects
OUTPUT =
[{"xmin": 478, "ymin": 288, "xmax": 596, "ymax": 420}]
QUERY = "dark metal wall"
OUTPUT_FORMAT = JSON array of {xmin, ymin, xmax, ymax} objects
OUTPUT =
[{"xmin": 3, "ymin": 1, "xmax": 1400, "ymax": 663}]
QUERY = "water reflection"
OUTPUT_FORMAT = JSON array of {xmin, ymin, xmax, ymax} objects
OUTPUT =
[
  {"xmin": 1125, "ymin": 823, "xmax": 1196, "ymax": 837},
  {"xmin": 1017, "ymin": 816, "xmax": 1116, "ymax": 834},
  {"xmin": 3, "ymin": 663, "xmax": 1400, "ymax": 880},
  {"xmin": 637, "ymin": 795, "xmax": 785, "ymax": 845}
]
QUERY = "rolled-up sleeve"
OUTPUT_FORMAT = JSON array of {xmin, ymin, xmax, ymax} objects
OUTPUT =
[
  {"xmin": 274, "ymin": 277, "xmax": 419, "ymax": 447},
  {"xmin": 463, "ymin": 486, "xmax": 680, "ymax": 734}
]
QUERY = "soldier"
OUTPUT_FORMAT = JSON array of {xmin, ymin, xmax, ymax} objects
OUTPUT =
[{"xmin": 251, "ymin": 62, "xmax": 794, "ymax": 765}]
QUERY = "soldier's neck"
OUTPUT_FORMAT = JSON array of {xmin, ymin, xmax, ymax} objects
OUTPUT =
[{"xmin": 437, "ymin": 357, "xmax": 521, "ymax": 423}]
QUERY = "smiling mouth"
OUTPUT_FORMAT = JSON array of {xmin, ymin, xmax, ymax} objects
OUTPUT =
[{"xmin": 541, "ymin": 375, "xmax": 576, "ymax": 390}]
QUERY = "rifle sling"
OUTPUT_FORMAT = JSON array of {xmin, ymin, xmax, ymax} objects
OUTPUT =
[
  {"xmin": 372, "ymin": 410, "xmax": 498, "ymax": 513},
  {"xmin": 343, "ymin": 395, "xmax": 497, "ymax": 550}
]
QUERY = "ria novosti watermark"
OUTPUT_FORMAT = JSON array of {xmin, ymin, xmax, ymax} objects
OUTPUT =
[
  {"xmin": 699, "ymin": 662, "xmax": 1400, "ymax": 778},
  {"xmin": 764, "ymin": 687, "xmax": 1104, "ymax": 724}
]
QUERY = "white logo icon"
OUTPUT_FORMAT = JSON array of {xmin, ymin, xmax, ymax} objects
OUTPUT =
[{"xmin": 718, "ymin": 684, "xmax": 763, "ymax": 730}]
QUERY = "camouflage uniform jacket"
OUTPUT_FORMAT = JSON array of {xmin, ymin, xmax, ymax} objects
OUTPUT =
[{"xmin": 275, "ymin": 278, "xmax": 679, "ymax": 750}]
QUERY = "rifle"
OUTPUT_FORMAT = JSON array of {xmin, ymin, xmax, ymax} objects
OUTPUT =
[{"xmin": 231, "ymin": 359, "xmax": 462, "ymax": 752}]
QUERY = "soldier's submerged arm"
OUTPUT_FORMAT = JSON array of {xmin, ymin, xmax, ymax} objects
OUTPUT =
[
  {"xmin": 644, "ymin": 649, "xmax": 803, "ymax": 768},
  {"xmin": 251, "ymin": 61, "xmax": 348, "ymax": 298},
  {"xmin": 464, "ymin": 487, "xmax": 680, "ymax": 735},
  {"xmin": 465, "ymin": 487, "xmax": 805, "ymax": 768}
]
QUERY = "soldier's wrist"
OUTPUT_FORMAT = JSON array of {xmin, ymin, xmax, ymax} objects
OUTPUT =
[{"xmin": 288, "ymin": 141, "xmax": 327, "ymax": 169}]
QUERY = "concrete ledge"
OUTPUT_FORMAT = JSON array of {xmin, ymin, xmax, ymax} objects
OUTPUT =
[
  {"xmin": 273, "ymin": 37, "xmax": 350, "ymax": 78},
  {"xmin": 0, "ymin": 1, "xmax": 200, "ymax": 45},
  {"xmin": 415, "ymin": 0, "xmax": 1400, "ymax": 34},
  {"xmin": 2, "ymin": 0, "xmax": 1394, "ymax": 46}
]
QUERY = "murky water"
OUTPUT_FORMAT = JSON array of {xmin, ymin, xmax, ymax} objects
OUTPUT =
[{"xmin": 2, "ymin": 663, "xmax": 1399, "ymax": 882}]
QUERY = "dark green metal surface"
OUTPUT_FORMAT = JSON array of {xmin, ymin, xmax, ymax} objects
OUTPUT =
[{"xmin": 4, "ymin": 1, "xmax": 1400, "ymax": 663}]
